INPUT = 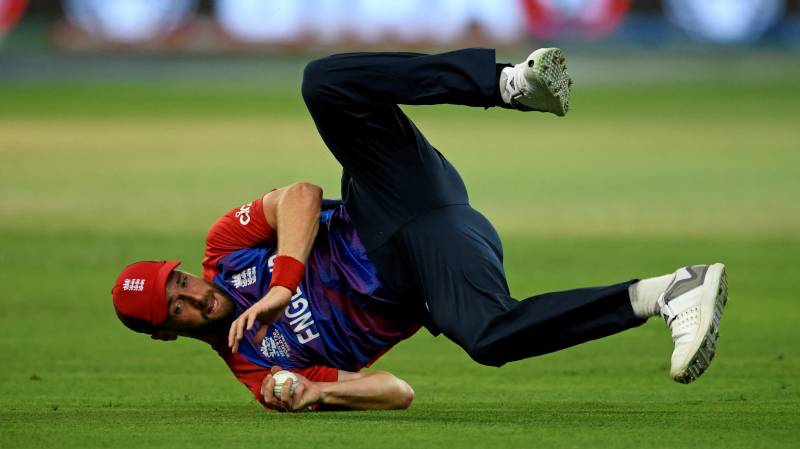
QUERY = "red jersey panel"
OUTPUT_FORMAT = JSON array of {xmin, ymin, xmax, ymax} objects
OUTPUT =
[
  {"xmin": 219, "ymin": 349, "xmax": 338, "ymax": 407},
  {"xmin": 202, "ymin": 195, "xmax": 275, "ymax": 281}
]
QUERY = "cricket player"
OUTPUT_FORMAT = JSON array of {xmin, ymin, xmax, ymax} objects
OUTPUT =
[{"xmin": 111, "ymin": 48, "xmax": 728, "ymax": 412}]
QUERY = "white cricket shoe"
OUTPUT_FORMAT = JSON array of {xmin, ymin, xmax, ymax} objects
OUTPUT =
[
  {"xmin": 658, "ymin": 263, "xmax": 728, "ymax": 383},
  {"xmin": 499, "ymin": 48, "xmax": 573, "ymax": 117}
]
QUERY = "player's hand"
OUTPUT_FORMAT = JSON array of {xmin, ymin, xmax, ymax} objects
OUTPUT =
[
  {"xmin": 261, "ymin": 366, "xmax": 321, "ymax": 412},
  {"xmin": 260, "ymin": 371, "xmax": 284, "ymax": 411},
  {"xmin": 228, "ymin": 286, "xmax": 292, "ymax": 353}
]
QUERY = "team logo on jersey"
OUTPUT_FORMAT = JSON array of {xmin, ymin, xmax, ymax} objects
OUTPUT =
[
  {"xmin": 235, "ymin": 204, "xmax": 251, "ymax": 225},
  {"xmin": 231, "ymin": 267, "xmax": 257, "ymax": 289},
  {"xmin": 260, "ymin": 328, "xmax": 291, "ymax": 359},
  {"xmin": 122, "ymin": 278, "xmax": 146, "ymax": 292}
]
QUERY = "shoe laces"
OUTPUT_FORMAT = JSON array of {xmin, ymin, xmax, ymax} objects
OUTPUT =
[
  {"xmin": 668, "ymin": 305, "xmax": 701, "ymax": 348},
  {"xmin": 501, "ymin": 63, "xmax": 531, "ymax": 103}
]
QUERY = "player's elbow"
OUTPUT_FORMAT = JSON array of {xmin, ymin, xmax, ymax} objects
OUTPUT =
[
  {"xmin": 291, "ymin": 181, "xmax": 322, "ymax": 194},
  {"xmin": 399, "ymin": 383, "xmax": 415, "ymax": 409},
  {"xmin": 392, "ymin": 378, "xmax": 415, "ymax": 410},
  {"xmin": 287, "ymin": 182, "xmax": 323, "ymax": 203}
]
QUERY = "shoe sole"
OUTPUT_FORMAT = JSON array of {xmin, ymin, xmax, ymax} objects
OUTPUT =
[
  {"xmin": 672, "ymin": 263, "xmax": 728, "ymax": 384},
  {"xmin": 512, "ymin": 48, "xmax": 572, "ymax": 117}
]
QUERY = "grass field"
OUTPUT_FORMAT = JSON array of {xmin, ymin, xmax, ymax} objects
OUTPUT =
[{"xmin": 1, "ymin": 56, "xmax": 799, "ymax": 448}]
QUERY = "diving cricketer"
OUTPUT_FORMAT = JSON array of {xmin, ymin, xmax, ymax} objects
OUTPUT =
[{"xmin": 111, "ymin": 48, "xmax": 728, "ymax": 412}]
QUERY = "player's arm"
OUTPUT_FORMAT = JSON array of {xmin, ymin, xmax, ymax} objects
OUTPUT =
[
  {"xmin": 261, "ymin": 181, "xmax": 321, "ymax": 264},
  {"xmin": 262, "ymin": 366, "xmax": 415, "ymax": 412},
  {"xmin": 316, "ymin": 370, "xmax": 415, "ymax": 411},
  {"xmin": 228, "ymin": 182, "xmax": 322, "ymax": 352}
]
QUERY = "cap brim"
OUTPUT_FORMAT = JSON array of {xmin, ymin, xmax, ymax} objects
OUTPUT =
[{"xmin": 151, "ymin": 260, "xmax": 181, "ymax": 325}]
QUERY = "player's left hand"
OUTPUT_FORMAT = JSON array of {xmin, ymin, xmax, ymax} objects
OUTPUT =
[
  {"xmin": 228, "ymin": 286, "xmax": 293, "ymax": 353},
  {"xmin": 261, "ymin": 366, "xmax": 321, "ymax": 412}
]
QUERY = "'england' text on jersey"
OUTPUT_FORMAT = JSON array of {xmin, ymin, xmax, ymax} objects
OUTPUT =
[
  {"xmin": 286, "ymin": 287, "xmax": 320, "ymax": 344},
  {"xmin": 268, "ymin": 254, "xmax": 319, "ymax": 343}
]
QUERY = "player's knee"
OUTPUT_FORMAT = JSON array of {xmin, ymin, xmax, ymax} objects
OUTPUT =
[
  {"xmin": 436, "ymin": 314, "xmax": 507, "ymax": 367},
  {"xmin": 465, "ymin": 339, "xmax": 506, "ymax": 368},
  {"xmin": 301, "ymin": 58, "xmax": 335, "ymax": 105}
]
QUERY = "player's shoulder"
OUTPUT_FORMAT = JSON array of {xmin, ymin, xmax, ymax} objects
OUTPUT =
[
  {"xmin": 206, "ymin": 197, "xmax": 263, "ymax": 240},
  {"xmin": 202, "ymin": 195, "xmax": 275, "ymax": 278}
]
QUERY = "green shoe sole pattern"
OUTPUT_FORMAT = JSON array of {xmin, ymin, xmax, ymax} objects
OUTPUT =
[{"xmin": 511, "ymin": 48, "xmax": 572, "ymax": 117}]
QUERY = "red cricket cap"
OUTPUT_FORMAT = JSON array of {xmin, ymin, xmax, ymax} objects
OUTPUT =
[{"xmin": 111, "ymin": 260, "xmax": 181, "ymax": 334}]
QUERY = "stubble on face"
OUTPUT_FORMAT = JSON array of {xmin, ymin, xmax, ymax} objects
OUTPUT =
[
  {"xmin": 164, "ymin": 279, "xmax": 237, "ymax": 340},
  {"xmin": 189, "ymin": 284, "xmax": 236, "ymax": 336}
]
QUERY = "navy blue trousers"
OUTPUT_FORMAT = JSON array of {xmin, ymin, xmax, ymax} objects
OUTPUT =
[{"xmin": 302, "ymin": 48, "xmax": 644, "ymax": 367}]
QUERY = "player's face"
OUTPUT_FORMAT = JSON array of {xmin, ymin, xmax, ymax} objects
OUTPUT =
[{"xmin": 163, "ymin": 270, "xmax": 235, "ymax": 336}]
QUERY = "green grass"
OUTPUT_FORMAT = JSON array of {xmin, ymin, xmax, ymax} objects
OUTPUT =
[{"xmin": 1, "ymin": 65, "xmax": 799, "ymax": 448}]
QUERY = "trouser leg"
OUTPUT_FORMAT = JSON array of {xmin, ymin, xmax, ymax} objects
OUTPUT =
[
  {"xmin": 301, "ymin": 49, "xmax": 502, "ymax": 252},
  {"xmin": 302, "ymin": 50, "xmax": 644, "ymax": 365},
  {"xmin": 396, "ymin": 205, "xmax": 646, "ymax": 367}
]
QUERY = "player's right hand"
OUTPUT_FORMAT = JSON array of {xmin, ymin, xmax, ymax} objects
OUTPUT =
[
  {"xmin": 228, "ymin": 286, "xmax": 293, "ymax": 353},
  {"xmin": 260, "ymin": 370, "xmax": 283, "ymax": 411},
  {"xmin": 261, "ymin": 366, "xmax": 320, "ymax": 412}
]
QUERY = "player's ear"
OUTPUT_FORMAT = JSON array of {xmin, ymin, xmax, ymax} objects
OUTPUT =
[{"xmin": 151, "ymin": 330, "xmax": 178, "ymax": 341}]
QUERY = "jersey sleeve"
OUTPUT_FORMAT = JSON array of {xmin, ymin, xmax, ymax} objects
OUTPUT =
[
  {"xmin": 221, "ymin": 351, "xmax": 339, "ymax": 410},
  {"xmin": 202, "ymin": 195, "xmax": 275, "ymax": 280},
  {"xmin": 224, "ymin": 351, "xmax": 272, "ymax": 407},
  {"xmin": 293, "ymin": 365, "xmax": 339, "ymax": 383}
]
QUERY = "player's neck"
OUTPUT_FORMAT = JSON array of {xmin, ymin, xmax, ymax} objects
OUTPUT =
[
  {"xmin": 190, "ymin": 330, "xmax": 227, "ymax": 347},
  {"xmin": 182, "ymin": 314, "xmax": 235, "ymax": 347}
]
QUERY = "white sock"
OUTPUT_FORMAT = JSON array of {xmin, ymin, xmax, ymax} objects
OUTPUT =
[
  {"xmin": 499, "ymin": 66, "xmax": 515, "ymax": 104},
  {"xmin": 629, "ymin": 274, "xmax": 673, "ymax": 319}
]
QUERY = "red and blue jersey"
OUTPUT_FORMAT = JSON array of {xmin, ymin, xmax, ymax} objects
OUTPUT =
[{"xmin": 202, "ymin": 195, "xmax": 422, "ymax": 405}]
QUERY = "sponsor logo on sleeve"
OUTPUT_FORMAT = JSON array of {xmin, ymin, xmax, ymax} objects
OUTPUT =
[{"xmin": 234, "ymin": 203, "xmax": 251, "ymax": 225}]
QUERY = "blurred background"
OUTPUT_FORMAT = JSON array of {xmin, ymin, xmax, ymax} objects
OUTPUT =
[
  {"xmin": 3, "ymin": 0, "xmax": 800, "ymax": 52},
  {"xmin": 2, "ymin": 1, "xmax": 800, "ymax": 78},
  {"xmin": 1, "ymin": 2, "xmax": 798, "ymax": 448}
]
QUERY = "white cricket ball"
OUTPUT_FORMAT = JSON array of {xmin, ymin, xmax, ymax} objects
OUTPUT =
[{"xmin": 272, "ymin": 370, "xmax": 299, "ymax": 398}]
